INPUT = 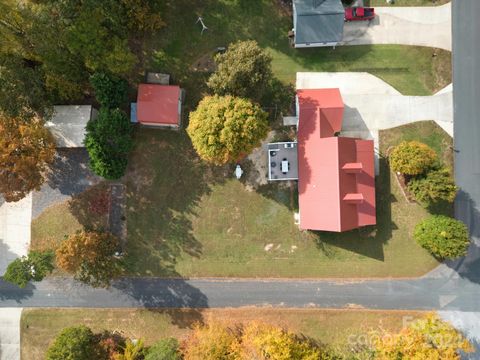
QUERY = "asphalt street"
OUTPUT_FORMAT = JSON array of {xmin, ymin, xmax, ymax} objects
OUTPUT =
[
  {"xmin": 0, "ymin": 275, "xmax": 478, "ymax": 311},
  {"xmin": 0, "ymin": 0, "xmax": 477, "ymax": 317}
]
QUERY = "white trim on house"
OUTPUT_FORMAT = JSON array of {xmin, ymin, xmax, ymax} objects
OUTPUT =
[{"xmin": 294, "ymin": 41, "xmax": 338, "ymax": 48}]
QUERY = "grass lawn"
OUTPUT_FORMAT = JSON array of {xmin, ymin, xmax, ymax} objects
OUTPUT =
[
  {"xmin": 31, "ymin": 184, "xmax": 110, "ymax": 252},
  {"xmin": 148, "ymin": 0, "xmax": 451, "ymax": 101},
  {"xmin": 21, "ymin": 308, "xmax": 422, "ymax": 360},
  {"xmin": 123, "ymin": 128, "xmax": 440, "ymax": 278},
  {"xmin": 379, "ymin": 120, "xmax": 454, "ymax": 217}
]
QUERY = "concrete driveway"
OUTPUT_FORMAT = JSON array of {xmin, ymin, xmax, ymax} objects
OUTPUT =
[
  {"xmin": 0, "ymin": 195, "xmax": 32, "ymax": 275},
  {"xmin": 0, "ymin": 308, "xmax": 22, "ymax": 360},
  {"xmin": 296, "ymin": 72, "xmax": 453, "ymax": 173},
  {"xmin": 342, "ymin": 3, "xmax": 451, "ymax": 51}
]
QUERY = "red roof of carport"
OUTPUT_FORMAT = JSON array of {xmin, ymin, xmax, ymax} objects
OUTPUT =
[
  {"xmin": 137, "ymin": 84, "xmax": 180, "ymax": 125},
  {"xmin": 297, "ymin": 88, "xmax": 376, "ymax": 232}
]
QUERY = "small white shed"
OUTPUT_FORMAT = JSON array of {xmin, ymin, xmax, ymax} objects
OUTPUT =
[{"xmin": 45, "ymin": 105, "xmax": 98, "ymax": 148}]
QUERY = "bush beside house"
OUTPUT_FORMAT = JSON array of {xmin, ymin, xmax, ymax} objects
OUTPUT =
[{"xmin": 414, "ymin": 215, "xmax": 470, "ymax": 259}]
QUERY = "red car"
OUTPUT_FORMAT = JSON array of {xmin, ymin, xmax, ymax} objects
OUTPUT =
[{"xmin": 345, "ymin": 7, "xmax": 375, "ymax": 21}]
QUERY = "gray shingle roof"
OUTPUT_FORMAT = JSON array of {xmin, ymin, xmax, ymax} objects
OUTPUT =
[{"xmin": 294, "ymin": 0, "xmax": 345, "ymax": 45}]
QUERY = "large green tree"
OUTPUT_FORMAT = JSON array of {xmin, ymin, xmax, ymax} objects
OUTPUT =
[
  {"xmin": 85, "ymin": 108, "xmax": 133, "ymax": 180},
  {"xmin": 56, "ymin": 231, "xmax": 120, "ymax": 287},
  {"xmin": 3, "ymin": 250, "xmax": 55, "ymax": 288},
  {"xmin": 208, "ymin": 40, "xmax": 273, "ymax": 102},
  {"xmin": 90, "ymin": 72, "xmax": 129, "ymax": 109},
  {"xmin": 46, "ymin": 326, "xmax": 98, "ymax": 360},
  {"xmin": 0, "ymin": 54, "xmax": 51, "ymax": 118},
  {"xmin": 414, "ymin": 215, "xmax": 470, "ymax": 259},
  {"xmin": 187, "ymin": 95, "xmax": 269, "ymax": 165},
  {"xmin": 0, "ymin": 115, "xmax": 56, "ymax": 202}
]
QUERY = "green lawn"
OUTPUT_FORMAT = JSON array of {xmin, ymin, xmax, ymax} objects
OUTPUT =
[
  {"xmin": 379, "ymin": 120, "xmax": 454, "ymax": 217},
  {"xmin": 148, "ymin": 0, "xmax": 451, "ymax": 101},
  {"xmin": 21, "ymin": 308, "xmax": 421, "ymax": 360},
  {"xmin": 123, "ymin": 128, "xmax": 440, "ymax": 278}
]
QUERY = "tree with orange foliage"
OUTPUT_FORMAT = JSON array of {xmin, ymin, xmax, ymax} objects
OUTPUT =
[
  {"xmin": 373, "ymin": 314, "xmax": 473, "ymax": 360},
  {"xmin": 56, "ymin": 231, "xmax": 120, "ymax": 288},
  {"xmin": 0, "ymin": 115, "xmax": 55, "ymax": 202}
]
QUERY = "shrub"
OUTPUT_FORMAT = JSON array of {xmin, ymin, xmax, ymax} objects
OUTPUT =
[
  {"xmin": 46, "ymin": 326, "xmax": 98, "ymax": 360},
  {"xmin": 145, "ymin": 338, "xmax": 180, "ymax": 360},
  {"xmin": 414, "ymin": 215, "xmax": 470, "ymax": 259},
  {"xmin": 389, "ymin": 141, "xmax": 437, "ymax": 175},
  {"xmin": 85, "ymin": 108, "xmax": 133, "ymax": 180},
  {"xmin": 187, "ymin": 95, "xmax": 269, "ymax": 165},
  {"xmin": 3, "ymin": 250, "xmax": 55, "ymax": 288},
  {"xmin": 374, "ymin": 314, "xmax": 473, "ymax": 359},
  {"xmin": 408, "ymin": 167, "xmax": 458, "ymax": 206},
  {"xmin": 90, "ymin": 72, "xmax": 129, "ymax": 109},
  {"xmin": 207, "ymin": 40, "xmax": 273, "ymax": 102}
]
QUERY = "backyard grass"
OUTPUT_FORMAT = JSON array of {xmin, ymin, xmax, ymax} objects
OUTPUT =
[
  {"xmin": 148, "ymin": 0, "xmax": 451, "ymax": 102},
  {"xmin": 123, "ymin": 128, "xmax": 440, "ymax": 278},
  {"xmin": 21, "ymin": 308, "xmax": 422, "ymax": 360}
]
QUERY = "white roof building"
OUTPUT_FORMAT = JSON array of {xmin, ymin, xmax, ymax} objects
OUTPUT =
[{"xmin": 45, "ymin": 105, "xmax": 97, "ymax": 148}]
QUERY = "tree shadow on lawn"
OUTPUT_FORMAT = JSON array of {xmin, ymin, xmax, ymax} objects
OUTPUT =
[
  {"xmin": 122, "ymin": 129, "xmax": 227, "ymax": 277},
  {"xmin": 312, "ymin": 158, "xmax": 396, "ymax": 261}
]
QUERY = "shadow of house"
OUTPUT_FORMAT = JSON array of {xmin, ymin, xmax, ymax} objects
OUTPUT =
[
  {"xmin": 313, "ymin": 156, "xmax": 395, "ymax": 261},
  {"xmin": 32, "ymin": 149, "xmax": 101, "ymax": 219}
]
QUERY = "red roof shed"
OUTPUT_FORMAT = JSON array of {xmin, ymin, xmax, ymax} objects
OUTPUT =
[
  {"xmin": 137, "ymin": 84, "xmax": 182, "ymax": 127},
  {"xmin": 297, "ymin": 88, "xmax": 376, "ymax": 232}
]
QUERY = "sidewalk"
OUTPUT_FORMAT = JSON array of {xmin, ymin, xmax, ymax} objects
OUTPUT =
[
  {"xmin": 0, "ymin": 195, "xmax": 32, "ymax": 275},
  {"xmin": 0, "ymin": 308, "xmax": 22, "ymax": 360}
]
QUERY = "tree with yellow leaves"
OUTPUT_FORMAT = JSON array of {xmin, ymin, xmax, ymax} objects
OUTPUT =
[
  {"xmin": 0, "ymin": 115, "xmax": 55, "ymax": 202},
  {"xmin": 56, "ymin": 231, "xmax": 120, "ymax": 288},
  {"xmin": 373, "ymin": 314, "xmax": 473, "ymax": 360}
]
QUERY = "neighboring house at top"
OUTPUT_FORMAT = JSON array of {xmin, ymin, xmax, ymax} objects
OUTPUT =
[
  {"xmin": 292, "ymin": 0, "xmax": 345, "ymax": 48},
  {"xmin": 45, "ymin": 105, "xmax": 97, "ymax": 148},
  {"xmin": 131, "ymin": 84, "xmax": 184, "ymax": 129},
  {"xmin": 268, "ymin": 88, "xmax": 376, "ymax": 232}
]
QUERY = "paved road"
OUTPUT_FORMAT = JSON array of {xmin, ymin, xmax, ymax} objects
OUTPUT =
[
  {"xmin": 342, "ymin": 3, "xmax": 451, "ymax": 51},
  {"xmin": 0, "ymin": 275, "xmax": 479, "ymax": 311},
  {"xmin": 453, "ymin": 0, "xmax": 480, "ymax": 278}
]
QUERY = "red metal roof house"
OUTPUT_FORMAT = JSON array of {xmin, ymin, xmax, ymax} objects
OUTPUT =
[
  {"xmin": 297, "ymin": 89, "xmax": 376, "ymax": 232},
  {"xmin": 136, "ymin": 84, "xmax": 183, "ymax": 128}
]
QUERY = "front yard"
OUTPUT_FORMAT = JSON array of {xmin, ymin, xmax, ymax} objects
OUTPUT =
[
  {"xmin": 21, "ymin": 308, "xmax": 422, "ymax": 360},
  {"xmin": 121, "ymin": 124, "xmax": 445, "ymax": 278}
]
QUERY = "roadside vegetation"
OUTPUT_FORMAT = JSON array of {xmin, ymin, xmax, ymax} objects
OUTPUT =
[{"xmin": 21, "ymin": 309, "xmax": 470, "ymax": 360}]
